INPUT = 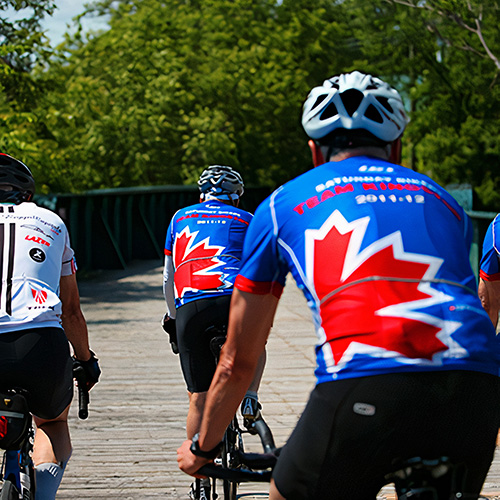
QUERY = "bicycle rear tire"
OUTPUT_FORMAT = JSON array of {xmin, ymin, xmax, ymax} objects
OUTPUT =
[{"xmin": 0, "ymin": 479, "xmax": 20, "ymax": 500}]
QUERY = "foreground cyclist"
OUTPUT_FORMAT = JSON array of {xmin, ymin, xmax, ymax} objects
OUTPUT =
[
  {"xmin": 479, "ymin": 213, "xmax": 500, "ymax": 329},
  {"xmin": 163, "ymin": 165, "xmax": 266, "ymax": 497},
  {"xmin": 178, "ymin": 72, "xmax": 500, "ymax": 499},
  {"xmin": 0, "ymin": 154, "xmax": 100, "ymax": 500}
]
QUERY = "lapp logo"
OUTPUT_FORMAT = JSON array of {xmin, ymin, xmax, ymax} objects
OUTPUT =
[
  {"xmin": 25, "ymin": 235, "xmax": 50, "ymax": 247},
  {"xmin": 31, "ymin": 288, "xmax": 48, "ymax": 304}
]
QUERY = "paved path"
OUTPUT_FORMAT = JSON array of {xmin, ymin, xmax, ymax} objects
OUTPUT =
[{"xmin": 55, "ymin": 260, "xmax": 500, "ymax": 499}]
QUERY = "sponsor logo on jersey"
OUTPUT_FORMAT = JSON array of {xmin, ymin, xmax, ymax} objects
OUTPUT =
[
  {"xmin": 31, "ymin": 287, "xmax": 48, "ymax": 304},
  {"xmin": 21, "ymin": 224, "xmax": 54, "ymax": 240},
  {"xmin": 25, "ymin": 235, "xmax": 50, "ymax": 247},
  {"xmin": 29, "ymin": 248, "xmax": 46, "ymax": 263}
]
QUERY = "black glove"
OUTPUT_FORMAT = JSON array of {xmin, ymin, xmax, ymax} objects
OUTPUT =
[
  {"xmin": 162, "ymin": 314, "xmax": 178, "ymax": 354},
  {"xmin": 73, "ymin": 351, "xmax": 101, "ymax": 391}
]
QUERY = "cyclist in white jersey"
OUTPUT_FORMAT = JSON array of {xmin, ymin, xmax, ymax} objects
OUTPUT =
[{"xmin": 0, "ymin": 154, "xmax": 101, "ymax": 500}]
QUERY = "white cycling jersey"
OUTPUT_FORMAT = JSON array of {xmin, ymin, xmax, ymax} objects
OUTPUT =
[{"xmin": 0, "ymin": 202, "xmax": 76, "ymax": 333}]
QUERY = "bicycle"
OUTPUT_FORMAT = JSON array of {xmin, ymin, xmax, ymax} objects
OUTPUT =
[
  {"xmin": 199, "ymin": 453, "xmax": 475, "ymax": 500},
  {"xmin": 190, "ymin": 328, "xmax": 276, "ymax": 500},
  {"xmin": 0, "ymin": 364, "xmax": 90, "ymax": 500}
]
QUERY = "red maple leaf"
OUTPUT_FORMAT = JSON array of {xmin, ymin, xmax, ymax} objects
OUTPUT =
[
  {"xmin": 310, "ymin": 214, "xmax": 447, "ymax": 364},
  {"xmin": 173, "ymin": 228, "xmax": 225, "ymax": 298}
]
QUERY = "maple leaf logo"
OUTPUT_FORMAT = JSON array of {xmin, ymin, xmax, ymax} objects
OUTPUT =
[
  {"xmin": 173, "ymin": 227, "xmax": 228, "ymax": 298},
  {"xmin": 305, "ymin": 211, "xmax": 463, "ymax": 369}
]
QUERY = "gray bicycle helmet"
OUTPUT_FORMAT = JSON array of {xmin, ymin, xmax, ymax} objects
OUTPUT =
[
  {"xmin": 198, "ymin": 165, "xmax": 244, "ymax": 201},
  {"xmin": 302, "ymin": 71, "xmax": 409, "ymax": 143},
  {"xmin": 0, "ymin": 153, "xmax": 35, "ymax": 204}
]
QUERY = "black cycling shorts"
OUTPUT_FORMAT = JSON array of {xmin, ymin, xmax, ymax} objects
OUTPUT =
[
  {"xmin": 175, "ymin": 295, "xmax": 232, "ymax": 393},
  {"xmin": 272, "ymin": 370, "xmax": 500, "ymax": 500},
  {"xmin": 0, "ymin": 327, "xmax": 73, "ymax": 420}
]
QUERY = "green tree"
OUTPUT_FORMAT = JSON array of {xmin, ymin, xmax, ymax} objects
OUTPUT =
[
  {"xmin": 353, "ymin": 0, "xmax": 500, "ymax": 208},
  {"xmin": 0, "ymin": 0, "xmax": 59, "ymax": 192},
  {"xmin": 34, "ymin": 0, "xmax": 362, "ymax": 192}
]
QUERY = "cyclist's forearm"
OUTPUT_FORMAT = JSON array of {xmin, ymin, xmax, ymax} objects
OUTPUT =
[
  {"xmin": 479, "ymin": 278, "xmax": 500, "ymax": 330},
  {"xmin": 60, "ymin": 274, "xmax": 92, "ymax": 360}
]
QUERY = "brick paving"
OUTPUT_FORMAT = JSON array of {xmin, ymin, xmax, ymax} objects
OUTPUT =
[{"xmin": 55, "ymin": 260, "xmax": 500, "ymax": 499}]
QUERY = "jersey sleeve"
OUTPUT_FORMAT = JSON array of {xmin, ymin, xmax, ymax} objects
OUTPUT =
[
  {"xmin": 164, "ymin": 215, "xmax": 176, "ymax": 257},
  {"xmin": 61, "ymin": 228, "xmax": 76, "ymax": 276},
  {"xmin": 235, "ymin": 195, "xmax": 287, "ymax": 298},
  {"xmin": 480, "ymin": 215, "xmax": 500, "ymax": 281}
]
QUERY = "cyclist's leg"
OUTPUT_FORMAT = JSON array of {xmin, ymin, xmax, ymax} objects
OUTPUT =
[
  {"xmin": 5, "ymin": 328, "xmax": 74, "ymax": 500},
  {"xmin": 187, "ymin": 391, "xmax": 207, "ymax": 439},
  {"xmin": 269, "ymin": 480, "xmax": 285, "ymax": 500},
  {"xmin": 241, "ymin": 349, "xmax": 266, "ymax": 424},
  {"xmin": 33, "ymin": 406, "xmax": 72, "ymax": 500},
  {"xmin": 176, "ymin": 297, "xmax": 231, "ymax": 438},
  {"xmin": 33, "ymin": 405, "xmax": 72, "ymax": 465}
]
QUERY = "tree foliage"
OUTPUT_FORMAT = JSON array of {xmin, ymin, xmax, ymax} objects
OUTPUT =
[{"xmin": 1, "ymin": 0, "xmax": 500, "ymax": 209}]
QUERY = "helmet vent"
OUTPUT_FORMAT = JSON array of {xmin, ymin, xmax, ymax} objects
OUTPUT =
[
  {"xmin": 375, "ymin": 96, "xmax": 394, "ymax": 113},
  {"xmin": 340, "ymin": 89, "xmax": 363, "ymax": 117},
  {"xmin": 311, "ymin": 94, "xmax": 328, "ymax": 111},
  {"xmin": 320, "ymin": 102, "xmax": 338, "ymax": 121},
  {"xmin": 14, "ymin": 174, "xmax": 29, "ymax": 184},
  {"xmin": 365, "ymin": 104, "xmax": 384, "ymax": 123}
]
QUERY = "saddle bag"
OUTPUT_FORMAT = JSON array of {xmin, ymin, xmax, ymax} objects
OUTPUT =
[{"xmin": 0, "ymin": 391, "xmax": 30, "ymax": 450}]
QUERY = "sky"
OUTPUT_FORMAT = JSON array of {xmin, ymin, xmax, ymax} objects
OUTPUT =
[
  {"xmin": 5, "ymin": 0, "xmax": 110, "ymax": 47},
  {"xmin": 41, "ymin": 0, "xmax": 110, "ymax": 46}
]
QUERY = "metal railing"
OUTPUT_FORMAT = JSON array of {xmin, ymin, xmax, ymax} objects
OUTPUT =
[
  {"xmin": 36, "ymin": 185, "xmax": 272, "ymax": 272},
  {"xmin": 35, "ymin": 185, "xmax": 496, "ymax": 277}
]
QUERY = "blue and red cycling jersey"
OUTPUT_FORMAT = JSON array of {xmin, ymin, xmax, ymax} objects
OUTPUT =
[
  {"xmin": 480, "ymin": 214, "xmax": 500, "ymax": 282},
  {"xmin": 164, "ymin": 200, "xmax": 252, "ymax": 308},
  {"xmin": 235, "ymin": 156, "xmax": 500, "ymax": 384}
]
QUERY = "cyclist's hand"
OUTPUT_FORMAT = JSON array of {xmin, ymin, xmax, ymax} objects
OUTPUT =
[
  {"xmin": 177, "ymin": 439, "xmax": 210, "ymax": 478},
  {"xmin": 73, "ymin": 351, "xmax": 101, "ymax": 391},
  {"xmin": 162, "ymin": 314, "xmax": 179, "ymax": 354}
]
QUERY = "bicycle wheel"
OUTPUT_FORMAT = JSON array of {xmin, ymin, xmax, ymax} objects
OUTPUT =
[
  {"xmin": 221, "ymin": 419, "xmax": 239, "ymax": 500},
  {"xmin": 0, "ymin": 478, "xmax": 20, "ymax": 500}
]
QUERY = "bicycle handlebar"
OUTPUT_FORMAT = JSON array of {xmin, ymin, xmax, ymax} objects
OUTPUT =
[
  {"xmin": 77, "ymin": 384, "xmax": 89, "ymax": 420},
  {"xmin": 197, "ymin": 449, "xmax": 278, "ymax": 483},
  {"xmin": 198, "ymin": 463, "xmax": 273, "ymax": 483},
  {"xmin": 72, "ymin": 364, "xmax": 90, "ymax": 420}
]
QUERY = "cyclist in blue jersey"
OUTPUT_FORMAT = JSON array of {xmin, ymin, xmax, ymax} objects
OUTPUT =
[
  {"xmin": 479, "ymin": 214, "xmax": 500, "ymax": 328},
  {"xmin": 0, "ymin": 154, "xmax": 101, "ymax": 500},
  {"xmin": 177, "ymin": 72, "xmax": 500, "ymax": 499},
  {"xmin": 163, "ymin": 165, "xmax": 266, "ymax": 495}
]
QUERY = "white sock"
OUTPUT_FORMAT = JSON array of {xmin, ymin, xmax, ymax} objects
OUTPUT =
[{"xmin": 35, "ymin": 461, "xmax": 67, "ymax": 500}]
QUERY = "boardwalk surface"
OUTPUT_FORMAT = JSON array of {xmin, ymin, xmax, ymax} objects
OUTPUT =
[{"xmin": 56, "ymin": 260, "xmax": 500, "ymax": 499}]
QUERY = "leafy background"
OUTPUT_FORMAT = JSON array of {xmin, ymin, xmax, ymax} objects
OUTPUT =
[{"xmin": 1, "ymin": 0, "xmax": 499, "ymax": 209}]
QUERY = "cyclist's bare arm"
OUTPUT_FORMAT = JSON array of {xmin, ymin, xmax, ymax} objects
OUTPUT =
[
  {"xmin": 60, "ymin": 273, "xmax": 92, "ymax": 361},
  {"xmin": 478, "ymin": 278, "xmax": 500, "ymax": 330},
  {"xmin": 177, "ymin": 289, "xmax": 278, "ymax": 476}
]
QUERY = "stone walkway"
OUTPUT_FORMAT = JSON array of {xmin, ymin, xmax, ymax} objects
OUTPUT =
[{"xmin": 55, "ymin": 260, "xmax": 500, "ymax": 499}]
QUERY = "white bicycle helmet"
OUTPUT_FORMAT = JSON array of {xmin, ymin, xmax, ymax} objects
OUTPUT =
[
  {"xmin": 198, "ymin": 165, "xmax": 244, "ymax": 201},
  {"xmin": 302, "ymin": 71, "xmax": 409, "ymax": 143}
]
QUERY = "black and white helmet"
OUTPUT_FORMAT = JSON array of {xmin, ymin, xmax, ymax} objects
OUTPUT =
[
  {"xmin": 302, "ymin": 71, "xmax": 409, "ymax": 143},
  {"xmin": 0, "ymin": 153, "xmax": 35, "ymax": 204},
  {"xmin": 198, "ymin": 165, "xmax": 244, "ymax": 201}
]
